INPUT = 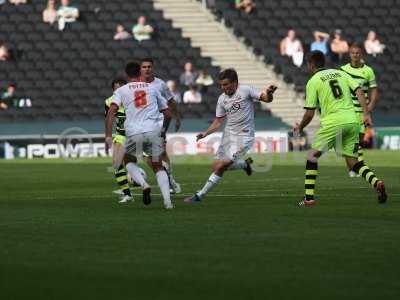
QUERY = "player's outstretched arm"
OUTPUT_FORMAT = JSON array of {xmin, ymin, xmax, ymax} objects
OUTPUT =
[
  {"xmin": 356, "ymin": 88, "xmax": 372, "ymax": 127},
  {"xmin": 260, "ymin": 85, "xmax": 278, "ymax": 103},
  {"xmin": 161, "ymin": 108, "xmax": 172, "ymax": 138},
  {"xmin": 294, "ymin": 109, "xmax": 315, "ymax": 135},
  {"xmin": 105, "ymin": 103, "xmax": 118, "ymax": 154},
  {"xmin": 197, "ymin": 117, "xmax": 225, "ymax": 141}
]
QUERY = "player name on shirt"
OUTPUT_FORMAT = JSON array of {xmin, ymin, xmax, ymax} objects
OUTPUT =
[
  {"xmin": 126, "ymin": 82, "xmax": 148, "ymax": 90},
  {"xmin": 305, "ymin": 69, "xmax": 360, "ymax": 127},
  {"xmin": 319, "ymin": 72, "xmax": 342, "ymax": 82},
  {"xmin": 112, "ymin": 81, "xmax": 168, "ymax": 136}
]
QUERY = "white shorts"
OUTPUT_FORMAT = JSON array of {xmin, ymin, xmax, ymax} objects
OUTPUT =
[
  {"xmin": 141, "ymin": 121, "xmax": 166, "ymax": 158},
  {"xmin": 124, "ymin": 131, "xmax": 164, "ymax": 158},
  {"xmin": 158, "ymin": 118, "xmax": 167, "ymax": 148},
  {"xmin": 157, "ymin": 119, "xmax": 163, "ymax": 130},
  {"xmin": 215, "ymin": 134, "xmax": 254, "ymax": 162}
]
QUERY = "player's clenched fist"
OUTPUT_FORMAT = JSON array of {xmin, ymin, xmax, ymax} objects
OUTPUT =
[{"xmin": 266, "ymin": 85, "xmax": 278, "ymax": 95}]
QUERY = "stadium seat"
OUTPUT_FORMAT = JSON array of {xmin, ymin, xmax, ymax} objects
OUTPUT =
[
  {"xmin": 210, "ymin": 0, "xmax": 399, "ymax": 112},
  {"xmin": 0, "ymin": 0, "xmax": 216, "ymax": 121}
]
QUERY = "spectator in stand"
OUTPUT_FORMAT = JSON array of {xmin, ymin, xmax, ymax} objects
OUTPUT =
[
  {"xmin": 330, "ymin": 29, "xmax": 349, "ymax": 63},
  {"xmin": 280, "ymin": 29, "xmax": 304, "ymax": 67},
  {"xmin": 0, "ymin": 84, "xmax": 17, "ymax": 110},
  {"xmin": 132, "ymin": 16, "xmax": 154, "ymax": 42},
  {"xmin": 364, "ymin": 30, "xmax": 385, "ymax": 56},
  {"xmin": 43, "ymin": 0, "xmax": 58, "ymax": 26},
  {"xmin": 57, "ymin": 0, "xmax": 79, "ymax": 31},
  {"xmin": 196, "ymin": 69, "xmax": 214, "ymax": 93},
  {"xmin": 235, "ymin": 0, "xmax": 255, "ymax": 14},
  {"xmin": 0, "ymin": 43, "xmax": 10, "ymax": 61},
  {"xmin": 9, "ymin": 0, "xmax": 27, "ymax": 5},
  {"xmin": 310, "ymin": 31, "xmax": 330, "ymax": 55},
  {"xmin": 183, "ymin": 85, "xmax": 202, "ymax": 104},
  {"xmin": 0, "ymin": 100, "xmax": 9, "ymax": 110},
  {"xmin": 114, "ymin": 24, "xmax": 131, "ymax": 40},
  {"xmin": 180, "ymin": 62, "xmax": 197, "ymax": 87},
  {"xmin": 167, "ymin": 80, "xmax": 182, "ymax": 104}
]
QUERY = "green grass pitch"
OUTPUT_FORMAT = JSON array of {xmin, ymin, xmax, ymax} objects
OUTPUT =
[{"xmin": 0, "ymin": 150, "xmax": 399, "ymax": 300}]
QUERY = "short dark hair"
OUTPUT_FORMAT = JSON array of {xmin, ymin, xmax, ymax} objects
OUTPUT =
[
  {"xmin": 307, "ymin": 51, "xmax": 325, "ymax": 68},
  {"xmin": 125, "ymin": 61, "xmax": 141, "ymax": 77},
  {"xmin": 350, "ymin": 42, "xmax": 363, "ymax": 50},
  {"xmin": 111, "ymin": 78, "xmax": 127, "ymax": 89},
  {"xmin": 141, "ymin": 57, "xmax": 154, "ymax": 65},
  {"xmin": 218, "ymin": 68, "xmax": 238, "ymax": 83}
]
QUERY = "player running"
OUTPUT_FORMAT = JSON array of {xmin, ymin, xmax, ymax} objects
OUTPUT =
[
  {"xmin": 184, "ymin": 68, "xmax": 277, "ymax": 203},
  {"xmin": 294, "ymin": 51, "xmax": 387, "ymax": 206},
  {"xmin": 105, "ymin": 62, "xmax": 174, "ymax": 209},
  {"xmin": 340, "ymin": 43, "xmax": 379, "ymax": 177},
  {"xmin": 140, "ymin": 58, "xmax": 182, "ymax": 193}
]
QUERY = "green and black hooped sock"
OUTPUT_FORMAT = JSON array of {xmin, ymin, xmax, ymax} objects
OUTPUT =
[
  {"xmin": 115, "ymin": 165, "xmax": 131, "ymax": 196},
  {"xmin": 305, "ymin": 160, "xmax": 318, "ymax": 200},
  {"xmin": 357, "ymin": 145, "xmax": 365, "ymax": 163},
  {"xmin": 352, "ymin": 161, "xmax": 379, "ymax": 188}
]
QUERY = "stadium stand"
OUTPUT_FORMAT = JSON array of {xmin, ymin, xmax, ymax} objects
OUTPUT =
[
  {"xmin": 0, "ymin": 0, "xmax": 223, "ymax": 122},
  {"xmin": 210, "ymin": 0, "xmax": 400, "ymax": 112}
]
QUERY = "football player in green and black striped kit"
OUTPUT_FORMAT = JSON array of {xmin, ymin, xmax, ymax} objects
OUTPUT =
[{"xmin": 340, "ymin": 43, "xmax": 379, "ymax": 177}]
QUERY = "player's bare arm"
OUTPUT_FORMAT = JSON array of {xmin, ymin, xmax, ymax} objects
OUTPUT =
[
  {"xmin": 259, "ymin": 85, "xmax": 278, "ymax": 103},
  {"xmin": 294, "ymin": 109, "xmax": 315, "ymax": 135},
  {"xmin": 167, "ymin": 99, "xmax": 181, "ymax": 132},
  {"xmin": 105, "ymin": 103, "xmax": 118, "ymax": 153},
  {"xmin": 160, "ymin": 108, "xmax": 172, "ymax": 138},
  {"xmin": 367, "ymin": 87, "xmax": 379, "ymax": 112},
  {"xmin": 197, "ymin": 116, "xmax": 226, "ymax": 141},
  {"xmin": 355, "ymin": 87, "xmax": 372, "ymax": 127}
]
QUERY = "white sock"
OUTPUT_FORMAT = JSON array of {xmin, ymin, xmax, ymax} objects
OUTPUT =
[
  {"xmin": 156, "ymin": 170, "xmax": 172, "ymax": 206},
  {"xmin": 162, "ymin": 160, "xmax": 178, "ymax": 185},
  {"xmin": 228, "ymin": 159, "xmax": 246, "ymax": 171},
  {"xmin": 126, "ymin": 162, "xmax": 149, "ymax": 189},
  {"xmin": 198, "ymin": 173, "xmax": 222, "ymax": 198},
  {"xmin": 162, "ymin": 160, "xmax": 172, "ymax": 174}
]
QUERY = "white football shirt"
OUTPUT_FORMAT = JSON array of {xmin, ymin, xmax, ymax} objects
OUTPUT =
[
  {"xmin": 112, "ymin": 81, "xmax": 168, "ymax": 136},
  {"xmin": 148, "ymin": 77, "xmax": 174, "ymax": 126},
  {"xmin": 216, "ymin": 85, "xmax": 262, "ymax": 136}
]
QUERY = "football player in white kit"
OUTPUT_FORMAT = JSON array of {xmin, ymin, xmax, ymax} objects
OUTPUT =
[
  {"xmin": 140, "ymin": 58, "xmax": 182, "ymax": 194},
  {"xmin": 105, "ymin": 62, "xmax": 174, "ymax": 209},
  {"xmin": 184, "ymin": 68, "xmax": 277, "ymax": 203}
]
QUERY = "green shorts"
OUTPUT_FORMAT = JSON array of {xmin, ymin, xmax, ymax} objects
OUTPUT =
[
  {"xmin": 356, "ymin": 112, "xmax": 366, "ymax": 134},
  {"xmin": 113, "ymin": 134, "xmax": 126, "ymax": 145},
  {"xmin": 312, "ymin": 123, "xmax": 360, "ymax": 158}
]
